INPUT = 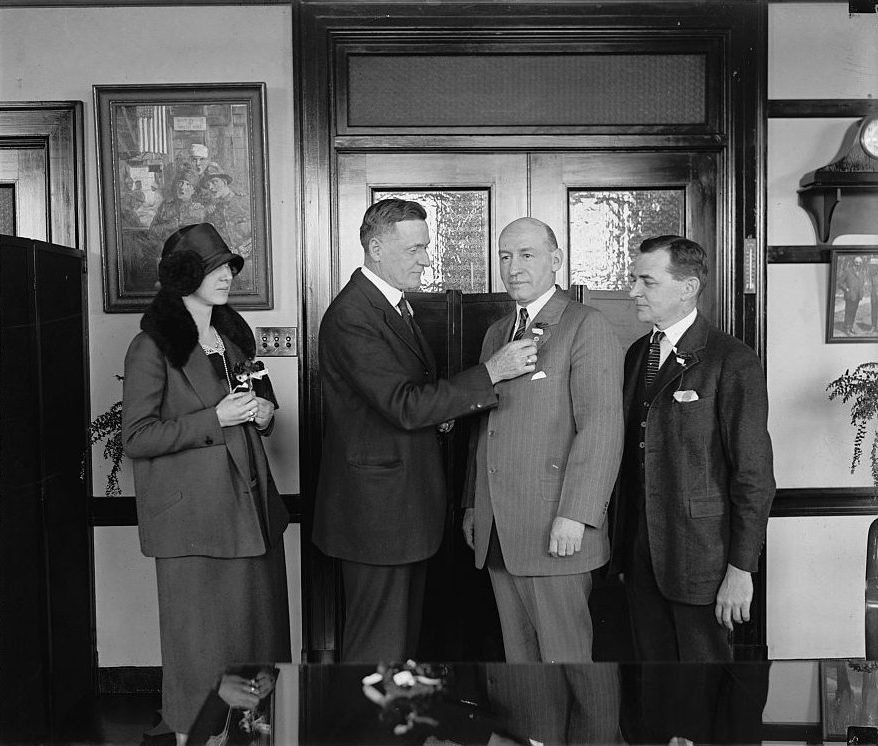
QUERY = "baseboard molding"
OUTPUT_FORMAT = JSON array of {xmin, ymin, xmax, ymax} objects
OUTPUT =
[
  {"xmin": 771, "ymin": 487, "xmax": 878, "ymax": 517},
  {"xmin": 761, "ymin": 722, "xmax": 823, "ymax": 744},
  {"xmin": 99, "ymin": 666, "xmax": 162, "ymax": 695},
  {"xmin": 90, "ymin": 493, "xmax": 302, "ymax": 526}
]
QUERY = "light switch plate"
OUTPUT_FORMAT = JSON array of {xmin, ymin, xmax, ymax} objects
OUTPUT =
[{"xmin": 255, "ymin": 327, "xmax": 297, "ymax": 357}]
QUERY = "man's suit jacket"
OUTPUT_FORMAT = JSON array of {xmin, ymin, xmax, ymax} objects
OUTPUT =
[
  {"xmin": 839, "ymin": 265, "xmax": 865, "ymax": 303},
  {"xmin": 313, "ymin": 268, "xmax": 498, "ymax": 566},
  {"xmin": 466, "ymin": 288, "xmax": 624, "ymax": 576},
  {"xmin": 123, "ymin": 331, "xmax": 288, "ymax": 559},
  {"xmin": 609, "ymin": 312, "xmax": 776, "ymax": 605}
]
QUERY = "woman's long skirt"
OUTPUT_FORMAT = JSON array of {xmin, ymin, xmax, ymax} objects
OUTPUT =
[{"xmin": 155, "ymin": 539, "xmax": 291, "ymax": 733}]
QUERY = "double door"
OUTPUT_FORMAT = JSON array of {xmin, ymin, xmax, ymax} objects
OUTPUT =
[
  {"xmin": 329, "ymin": 148, "xmax": 724, "ymax": 660},
  {"xmin": 337, "ymin": 150, "xmax": 720, "ymax": 350}
]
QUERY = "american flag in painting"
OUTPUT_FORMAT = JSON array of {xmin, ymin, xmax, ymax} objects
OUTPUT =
[{"xmin": 135, "ymin": 105, "xmax": 168, "ymax": 155}]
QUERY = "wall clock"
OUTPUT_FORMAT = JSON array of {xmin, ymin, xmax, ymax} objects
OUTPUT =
[{"xmin": 798, "ymin": 116, "xmax": 878, "ymax": 243}]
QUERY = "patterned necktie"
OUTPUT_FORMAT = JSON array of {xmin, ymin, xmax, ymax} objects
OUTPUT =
[
  {"xmin": 511, "ymin": 308, "xmax": 529, "ymax": 341},
  {"xmin": 645, "ymin": 330, "xmax": 664, "ymax": 387}
]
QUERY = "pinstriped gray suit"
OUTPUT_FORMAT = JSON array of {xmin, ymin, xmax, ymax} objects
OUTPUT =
[{"xmin": 466, "ymin": 288, "xmax": 624, "ymax": 661}]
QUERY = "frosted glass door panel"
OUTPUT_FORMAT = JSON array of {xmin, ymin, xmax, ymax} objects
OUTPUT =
[
  {"xmin": 336, "ymin": 153, "xmax": 527, "ymax": 295},
  {"xmin": 373, "ymin": 189, "xmax": 490, "ymax": 293}
]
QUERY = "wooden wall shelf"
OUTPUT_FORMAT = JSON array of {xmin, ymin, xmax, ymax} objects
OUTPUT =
[{"xmin": 765, "ymin": 245, "xmax": 869, "ymax": 263}]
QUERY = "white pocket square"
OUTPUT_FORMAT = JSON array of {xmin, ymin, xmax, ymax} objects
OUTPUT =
[
  {"xmin": 673, "ymin": 389, "xmax": 699, "ymax": 402},
  {"xmin": 531, "ymin": 371, "xmax": 547, "ymax": 381}
]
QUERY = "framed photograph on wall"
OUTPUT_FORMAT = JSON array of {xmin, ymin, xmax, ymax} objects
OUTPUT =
[
  {"xmin": 94, "ymin": 83, "xmax": 272, "ymax": 312},
  {"xmin": 820, "ymin": 660, "xmax": 878, "ymax": 741},
  {"xmin": 827, "ymin": 248, "xmax": 878, "ymax": 343}
]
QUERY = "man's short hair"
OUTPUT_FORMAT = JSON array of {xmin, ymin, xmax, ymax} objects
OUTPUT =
[
  {"xmin": 359, "ymin": 198, "xmax": 427, "ymax": 251},
  {"xmin": 638, "ymin": 235, "xmax": 709, "ymax": 297}
]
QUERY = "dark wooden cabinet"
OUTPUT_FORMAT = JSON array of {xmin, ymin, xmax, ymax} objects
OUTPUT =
[
  {"xmin": 0, "ymin": 236, "xmax": 94, "ymax": 741},
  {"xmin": 408, "ymin": 291, "xmax": 514, "ymax": 661}
]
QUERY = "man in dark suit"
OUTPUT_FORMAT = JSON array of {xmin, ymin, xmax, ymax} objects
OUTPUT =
[
  {"xmin": 839, "ymin": 255, "xmax": 866, "ymax": 336},
  {"xmin": 463, "ymin": 217, "xmax": 623, "ymax": 664},
  {"xmin": 609, "ymin": 235, "xmax": 775, "ymax": 663},
  {"xmin": 838, "ymin": 256, "xmax": 866, "ymax": 337},
  {"xmin": 313, "ymin": 198, "xmax": 538, "ymax": 663}
]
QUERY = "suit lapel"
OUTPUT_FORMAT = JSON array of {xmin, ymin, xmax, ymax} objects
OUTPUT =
[
  {"xmin": 649, "ymin": 312, "xmax": 709, "ymax": 401},
  {"xmin": 649, "ymin": 353, "xmax": 687, "ymax": 397},
  {"xmin": 624, "ymin": 336, "xmax": 649, "ymax": 413},
  {"xmin": 209, "ymin": 335, "xmax": 252, "ymax": 483},
  {"xmin": 411, "ymin": 316, "xmax": 437, "ymax": 374},
  {"xmin": 351, "ymin": 269, "xmax": 431, "ymax": 367},
  {"xmin": 382, "ymin": 305, "xmax": 431, "ymax": 367},
  {"xmin": 528, "ymin": 287, "xmax": 568, "ymax": 350},
  {"xmin": 182, "ymin": 345, "xmax": 228, "ymax": 409},
  {"xmin": 482, "ymin": 313, "xmax": 510, "ymax": 363}
]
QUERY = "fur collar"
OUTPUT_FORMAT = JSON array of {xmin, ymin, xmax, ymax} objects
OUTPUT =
[{"xmin": 140, "ymin": 291, "xmax": 256, "ymax": 368}]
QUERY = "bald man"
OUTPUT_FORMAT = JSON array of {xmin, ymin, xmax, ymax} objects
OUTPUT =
[{"xmin": 463, "ymin": 218, "xmax": 624, "ymax": 662}]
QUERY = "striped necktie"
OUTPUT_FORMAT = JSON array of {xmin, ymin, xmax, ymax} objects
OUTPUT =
[
  {"xmin": 511, "ymin": 308, "xmax": 529, "ymax": 341},
  {"xmin": 645, "ymin": 330, "xmax": 664, "ymax": 387}
]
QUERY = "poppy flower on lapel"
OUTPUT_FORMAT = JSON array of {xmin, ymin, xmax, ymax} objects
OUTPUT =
[{"xmin": 670, "ymin": 345, "xmax": 693, "ymax": 367}]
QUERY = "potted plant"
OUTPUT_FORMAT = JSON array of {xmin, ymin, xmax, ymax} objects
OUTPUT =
[
  {"xmin": 83, "ymin": 375, "xmax": 124, "ymax": 497},
  {"xmin": 827, "ymin": 362, "xmax": 878, "ymax": 493}
]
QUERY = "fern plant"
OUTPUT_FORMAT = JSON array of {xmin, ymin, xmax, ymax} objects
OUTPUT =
[
  {"xmin": 83, "ymin": 375, "xmax": 124, "ymax": 497},
  {"xmin": 827, "ymin": 362, "xmax": 878, "ymax": 492}
]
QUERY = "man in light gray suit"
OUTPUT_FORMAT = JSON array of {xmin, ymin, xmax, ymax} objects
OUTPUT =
[{"xmin": 463, "ymin": 217, "xmax": 624, "ymax": 662}]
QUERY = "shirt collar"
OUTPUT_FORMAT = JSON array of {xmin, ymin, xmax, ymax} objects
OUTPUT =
[
  {"xmin": 361, "ymin": 265, "xmax": 405, "ymax": 311},
  {"xmin": 655, "ymin": 307, "xmax": 697, "ymax": 348},
  {"xmin": 516, "ymin": 285, "xmax": 557, "ymax": 322}
]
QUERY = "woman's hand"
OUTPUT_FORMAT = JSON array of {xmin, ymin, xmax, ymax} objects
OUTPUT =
[
  {"xmin": 253, "ymin": 397, "xmax": 275, "ymax": 430},
  {"xmin": 215, "ymin": 391, "xmax": 258, "ymax": 427}
]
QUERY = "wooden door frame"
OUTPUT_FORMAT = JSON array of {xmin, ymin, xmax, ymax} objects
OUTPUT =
[
  {"xmin": 0, "ymin": 102, "xmax": 87, "ymax": 252},
  {"xmin": 295, "ymin": 0, "xmax": 767, "ymax": 661}
]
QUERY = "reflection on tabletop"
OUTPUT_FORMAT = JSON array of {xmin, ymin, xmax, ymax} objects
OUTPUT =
[{"xmin": 187, "ymin": 660, "xmax": 776, "ymax": 745}]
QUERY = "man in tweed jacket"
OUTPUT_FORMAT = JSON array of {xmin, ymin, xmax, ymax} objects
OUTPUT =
[
  {"xmin": 463, "ymin": 217, "xmax": 624, "ymax": 663},
  {"xmin": 609, "ymin": 235, "xmax": 775, "ymax": 662}
]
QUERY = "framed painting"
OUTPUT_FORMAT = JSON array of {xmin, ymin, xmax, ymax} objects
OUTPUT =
[
  {"xmin": 827, "ymin": 248, "xmax": 878, "ymax": 343},
  {"xmin": 94, "ymin": 83, "xmax": 272, "ymax": 312}
]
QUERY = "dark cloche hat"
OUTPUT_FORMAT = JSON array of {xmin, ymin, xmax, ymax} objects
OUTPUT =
[{"xmin": 158, "ymin": 223, "xmax": 244, "ymax": 296}]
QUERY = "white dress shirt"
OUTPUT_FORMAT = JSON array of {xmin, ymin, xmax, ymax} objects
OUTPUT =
[
  {"xmin": 361, "ymin": 265, "xmax": 411, "ymax": 315},
  {"xmin": 513, "ymin": 285, "xmax": 557, "ymax": 336},
  {"xmin": 654, "ymin": 307, "xmax": 697, "ymax": 367}
]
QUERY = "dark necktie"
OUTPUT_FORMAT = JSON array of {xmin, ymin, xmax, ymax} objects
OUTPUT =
[
  {"xmin": 511, "ymin": 308, "xmax": 529, "ymax": 341},
  {"xmin": 397, "ymin": 296, "xmax": 416, "ymax": 337},
  {"xmin": 645, "ymin": 330, "xmax": 664, "ymax": 388}
]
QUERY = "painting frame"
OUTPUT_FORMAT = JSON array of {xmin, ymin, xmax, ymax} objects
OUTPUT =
[
  {"xmin": 94, "ymin": 83, "xmax": 272, "ymax": 312},
  {"xmin": 820, "ymin": 659, "xmax": 878, "ymax": 741},
  {"xmin": 827, "ymin": 248, "xmax": 878, "ymax": 343}
]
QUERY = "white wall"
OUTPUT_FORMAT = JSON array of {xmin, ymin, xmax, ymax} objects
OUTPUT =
[
  {"xmin": 766, "ymin": 3, "xmax": 878, "ymax": 659},
  {"xmin": 0, "ymin": 6, "xmax": 301, "ymax": 665}
]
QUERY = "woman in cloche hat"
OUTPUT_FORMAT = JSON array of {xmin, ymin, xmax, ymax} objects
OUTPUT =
[{"xmin": 121, "ymin": 223, "xmax": 290, "ymax": 744}]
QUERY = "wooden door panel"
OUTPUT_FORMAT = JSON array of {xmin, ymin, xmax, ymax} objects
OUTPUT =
[
  {"xmin": 0, "ymin": 144, "xmax": 48, "ymax": 241},
  {"xmin": 530, "ymin": 151, "xmax": 719, "ymax": 350}
]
